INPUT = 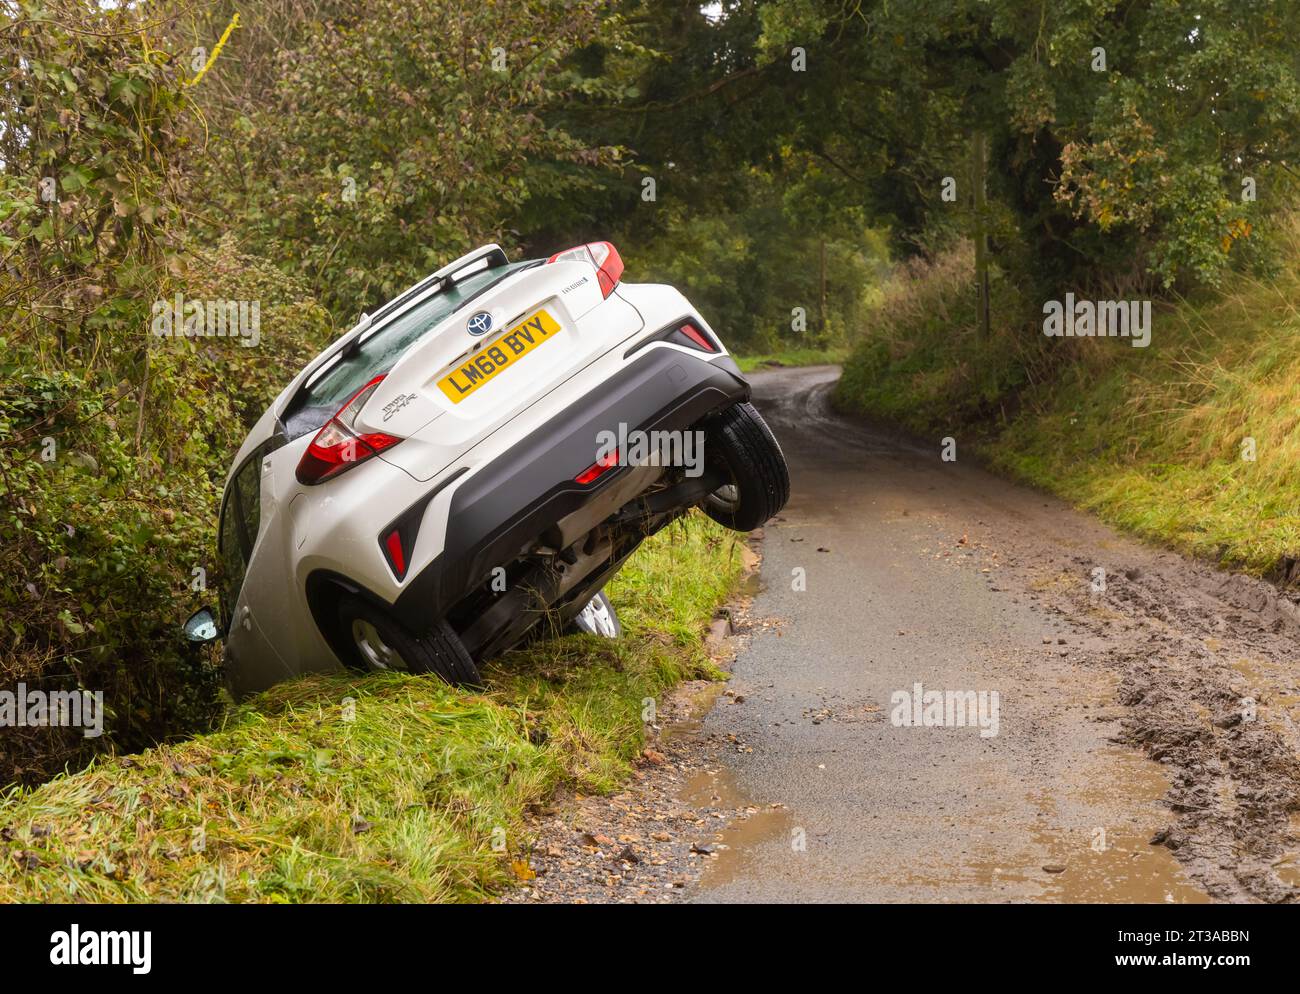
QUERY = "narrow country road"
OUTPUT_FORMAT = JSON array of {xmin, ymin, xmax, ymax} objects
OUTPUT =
[{"xmin": 685, "ymin": 365, "xmax": 1300, "ymax": 904}]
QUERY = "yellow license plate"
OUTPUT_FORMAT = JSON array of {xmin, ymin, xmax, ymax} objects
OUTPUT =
[{"xmin": 437, "ymin": 308, "xmax": 562, "ymax": 404}]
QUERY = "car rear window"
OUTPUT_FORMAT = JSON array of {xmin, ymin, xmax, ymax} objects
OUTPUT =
[{"xmin": 283, "ymin": 259, "xmax": 535, "ymax": 437}]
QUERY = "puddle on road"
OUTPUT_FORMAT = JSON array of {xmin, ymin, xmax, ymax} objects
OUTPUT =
[
  {"xmin": 699, "ymin": 804, "xmax": 795, "ymax": 887},
  {"xmin": 663, "ymin": 681, "xmax": 796, "ymax": 889},
  {"xmin": 661, "ymin": 682, "xmax": 725, "ymax": 744},
  {"xmin": 682, "ymin": 763, "xmax": 795, "ymax": 889},
  {"xmin": 1027, "ymin": 748, "xmax": 1210, "ymax": 903},
  {"xmin": 887, "ymin": 749, "xmax": 1210, "ymax": 902},
  {"xmin": 680, "ymin": 765, "xmax": 747, "ymax": 808}
]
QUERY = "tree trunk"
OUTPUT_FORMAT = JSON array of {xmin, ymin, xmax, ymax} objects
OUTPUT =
[{"xmin": 972, "ymin": 131, "xmax": 990, "ymax": 339}]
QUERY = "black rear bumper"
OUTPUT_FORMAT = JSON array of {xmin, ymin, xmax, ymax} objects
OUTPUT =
[{"xmin": 387, "ymin": 347, "xmax": 749, "ymax": 629}]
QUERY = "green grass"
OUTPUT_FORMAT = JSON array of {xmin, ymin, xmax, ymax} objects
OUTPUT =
[
  {"xmin": 0, "ymin": 514, "xmax": 746, "ymax": 903},
  {"xmin": 834, "ymin": 242, "xmax": 1300, "ymax": 579},
  {"xmin": 735, "ymin": 346, "xmax": 848, "ymax": 373}
]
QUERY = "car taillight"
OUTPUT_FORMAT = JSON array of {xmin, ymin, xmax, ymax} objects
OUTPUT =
[
  {"xmin": 296, "ymin": 374, "xmax": 402, "ymax": 485},
  {"xmin": 575, "ymin": 448, "xmax": 619, "ymax": 485},
  {"xmin": 678, "ymin": 321, "xmax": 717, "ymax": 352},
  {"xmin": 547, "ymin": 240, "xmax": 624, "ymax": 298}
]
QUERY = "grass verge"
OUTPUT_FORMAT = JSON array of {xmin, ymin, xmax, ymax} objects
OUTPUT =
[
  {"xmin": 834, "ymin": 242, "xmax": 1300, "ymax": 579},
  {"xmin": 0, "ymin": 513, "xmax": 746, "ymax": 903},
  {"xmin": 735, "ymin": 346, "xmax": 848, "ymax": 373}
]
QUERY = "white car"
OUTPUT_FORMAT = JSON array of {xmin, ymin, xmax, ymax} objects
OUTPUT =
[{"xmin": 184, "ymin": 242, "xmax": 789, "ymax": 692}]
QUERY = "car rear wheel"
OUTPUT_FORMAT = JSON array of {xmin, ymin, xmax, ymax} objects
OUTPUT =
[
  {"xmin": 701, "ymin": 402, "xmax": 790, "ymax": 531},
  {"xmin": 566, "ymin": 589, "xmax": 622, "ymax": 638},
  {"xmin": 337, "ymin": 594, "xmax": 481, "ymax": 687}
]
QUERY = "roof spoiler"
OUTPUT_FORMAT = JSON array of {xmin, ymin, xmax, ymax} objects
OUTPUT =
[
  {"xmin": 278, "ymin": 244, "xmax": 512, "ymax": 414},
  {"xmin": 369, "ymin": 244, "xmax": 510, "ymax": 327}
]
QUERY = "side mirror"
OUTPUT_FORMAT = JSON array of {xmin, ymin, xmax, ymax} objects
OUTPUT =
[{"xmin": 183, "ymin": 607, "xmax": 221, "ymax": 644}]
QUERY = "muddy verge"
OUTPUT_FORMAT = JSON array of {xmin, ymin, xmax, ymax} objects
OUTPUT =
[{"xmin": 1020, "ymin": 549, "xmax": 1300, "ymax": 903}]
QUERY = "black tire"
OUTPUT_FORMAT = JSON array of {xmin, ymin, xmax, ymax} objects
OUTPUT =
[
  {"xmin": 564, "ymin": 589, "xmax": 622, "ymax": 638},
  {"xmin": 701, "ymin": 402, "xmax": 790, "ymax": 532},
  {"xmin": 336, "ymin": 593, "xmax": 482, "ymax": 687}
]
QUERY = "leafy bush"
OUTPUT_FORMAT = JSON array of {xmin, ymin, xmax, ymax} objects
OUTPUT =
[{"xmin": 0, "ymin": 4, "xmax": 336, "ymax": 784}]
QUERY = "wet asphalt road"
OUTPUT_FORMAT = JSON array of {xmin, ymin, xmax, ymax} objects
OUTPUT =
[{"xmin": 688, "ymin": 365, "xmax": 1217, "ymax": 903}]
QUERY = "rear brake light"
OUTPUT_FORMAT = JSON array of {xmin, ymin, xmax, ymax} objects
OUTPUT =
[
  {"xmin": 296, "ymin": 374, "xmax": 402, "ymax": 485},
  {"xmin": 575, "ymin": 447, "xmax": 619, "ymax": 485},
  {"xmin": 547, "ymin": 241, "xmax": 624, "ymax": 298},
  {"xmin": 679, "ymin": 322, "xmax": 717, "ymax": 352}
]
